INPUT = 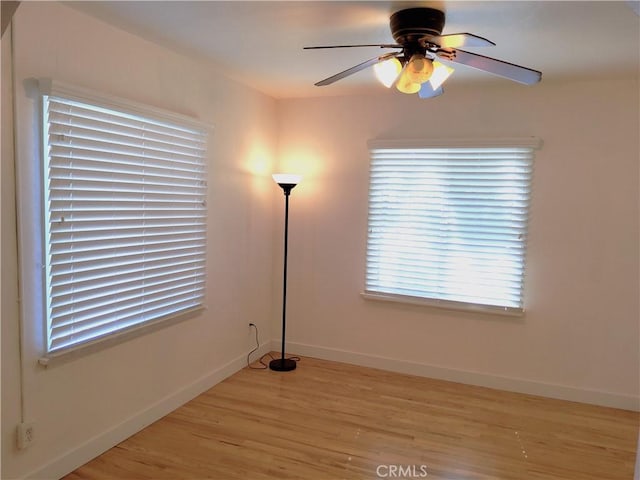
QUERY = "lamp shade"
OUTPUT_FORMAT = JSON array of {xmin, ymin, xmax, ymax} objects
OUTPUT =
[
  {"xmin": 374, "ymin": 57, "xmax": 402, "ymax": 88},
  {"xmin": 395, "ymin": 73, "xmax": 421, "ymax": 94},
  {"xmin": 272, "ymin": 173, "xmax": 302, "ymax": 186},
  {"xmin": 394, "ymin": 55, "xmax": 434, "ymax": 95},
  {"xmin": 429, "ymin": 61, "xmax": 454, "ymax": 90},
  {"xmin": 405, "ymin": 54, "xmax": 434, "ymax": 84}
]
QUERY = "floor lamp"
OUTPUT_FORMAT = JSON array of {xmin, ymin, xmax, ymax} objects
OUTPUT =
[{"xmin": 270, "ymin": 173, "xmax": 301, "ymax": 372}]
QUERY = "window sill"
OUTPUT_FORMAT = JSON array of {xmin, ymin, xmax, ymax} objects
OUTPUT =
[
  {"xmin": 38, "ymin": 305, "xmax": 205, "ymax": 367},
  {"xmin": 361, "ymin": 291, "xmax": 524, "ymax": 318}
]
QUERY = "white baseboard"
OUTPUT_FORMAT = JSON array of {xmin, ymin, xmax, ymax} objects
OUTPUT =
[
  {"xmin": 280, "ymin": 340, "xmax": 640, "ymax": 412},
  {"xmin": 25, "ymin": 343, "xmax": 272, "ymax": 480}
]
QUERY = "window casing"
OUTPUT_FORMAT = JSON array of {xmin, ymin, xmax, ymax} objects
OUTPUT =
[
  {"xmin": 40, "ymin": 81, "xmax": 208, "ymax": 355},
  {"xmin": 364, "ymin": 139, "xmax": 539, "ymax": 315}
]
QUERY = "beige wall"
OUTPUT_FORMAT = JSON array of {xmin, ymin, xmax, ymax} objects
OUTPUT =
[
  {"xmin": 2, "ymin": 3, "xmax": 277, "ymax": 478},
  {"xmin": 276, "ymin": 77, "xmax": 639, "ymax": 408}
]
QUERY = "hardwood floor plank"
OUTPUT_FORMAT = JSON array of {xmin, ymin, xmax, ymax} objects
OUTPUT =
[{"xmin": 65, "ymin": 355, "xmax": 639, "ymax": 480}]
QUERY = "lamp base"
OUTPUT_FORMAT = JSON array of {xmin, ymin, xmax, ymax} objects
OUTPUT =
[{"xmin": 269, "ymin": 358, "xmax": 297, "ymax": 372}]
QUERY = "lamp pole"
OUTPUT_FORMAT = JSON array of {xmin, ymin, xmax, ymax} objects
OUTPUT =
[{"xmin": 270, "ymin": 174, "xmax": 301, "ymax": 372}]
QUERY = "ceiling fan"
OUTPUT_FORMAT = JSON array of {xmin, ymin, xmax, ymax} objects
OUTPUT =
[{"xmin": 304, "ymin": 7, "xmax": 542, "ymax": 98}]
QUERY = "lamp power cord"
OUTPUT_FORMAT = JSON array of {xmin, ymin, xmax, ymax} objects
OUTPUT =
[{"xmin": 247, "ymin": 323, "xmax": 300, "ymax": 370}]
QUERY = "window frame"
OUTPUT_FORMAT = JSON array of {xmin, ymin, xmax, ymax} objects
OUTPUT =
[
  {"xmin": 31, "ymin": 79, "xmax": 211, "ymax": 359},
  {"xmin": 363, "ymin": 138, "xmax": 541, "ymax": 316}
]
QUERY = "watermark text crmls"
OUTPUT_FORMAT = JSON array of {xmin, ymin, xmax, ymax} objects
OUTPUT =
[{"xmin": 376, "ymin": 464, "xmax": 428, "ymax": 478}]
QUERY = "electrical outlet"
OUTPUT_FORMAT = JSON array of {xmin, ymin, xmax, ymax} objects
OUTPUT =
[{"xmin": 17, "ymin": 422, "xmax": 35, "ymax": 449}]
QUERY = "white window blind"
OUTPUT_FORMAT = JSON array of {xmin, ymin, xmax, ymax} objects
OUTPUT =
[
  {"xmin": 42, "ymin": 86, "xmax": 208, "ymax": 354},
  {"xmin": 365, "ymin": 139, "xmax": 538, "ymax": 314}
]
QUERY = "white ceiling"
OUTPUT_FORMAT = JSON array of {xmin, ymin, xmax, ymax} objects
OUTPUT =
[{"xmin": 68, "ymin": 1, "xmax": 639, "ymax": 99}]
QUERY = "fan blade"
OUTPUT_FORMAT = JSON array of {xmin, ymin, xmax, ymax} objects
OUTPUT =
[
  {"xmin": 439, "ymin": 49, "xmax": 542, "ymax": 85},
  {"xmin": 304, "ymin": 44, "xmax": 401, "ymax": 50},
  {"xmin": 314, "ymin": 53, "xmax": 401, "ymax": 86},
  {"xmin": 424, "ymin": 33, "xmax": 495, "ymax": 48},
  {"xmin": 418, "ymin": 83, "xmax": 444, "ymax": 99}
]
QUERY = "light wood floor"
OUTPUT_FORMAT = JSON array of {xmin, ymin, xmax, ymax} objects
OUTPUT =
[{"xmin": 65, "ymin": 355, "xmax": 638, "ymax": 480}]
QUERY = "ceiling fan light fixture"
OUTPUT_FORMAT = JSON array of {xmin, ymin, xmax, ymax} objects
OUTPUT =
[
  {"xmin": 405, "ymin": 54, "xmax": 434, "ymax": 84},
  {"xmin": 429, "ymin": 61, "xmax": 454, "ymax": 90},
  {"xmin": 306, "ymin": 7, "xmax": 542, "ymax": 96},
  {"xmin": 373, "ymin": 56, "xmax": 402, "ymax": 88}
]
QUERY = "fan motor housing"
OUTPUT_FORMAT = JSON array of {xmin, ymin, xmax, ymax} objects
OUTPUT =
[{"xmin": 390, "ymin": 8, "xmax": 445, "ymax": 44}]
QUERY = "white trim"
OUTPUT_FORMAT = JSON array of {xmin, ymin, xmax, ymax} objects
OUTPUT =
[
  {"xmin": 38, "ymin": 78, "xmax": 211, "ymax": 133},
  {"xmin": 281, "ymin": 341, "xmax": 640, "ymax": 412},
  {"xmin": 23, "ymin": 343, "xmax": 272, "ymax": 480},
  {"xmin": 368, "ymin": 137, "xmax": 543, "ymax": 150}
]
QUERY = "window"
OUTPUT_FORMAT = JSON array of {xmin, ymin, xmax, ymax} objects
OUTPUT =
[
  {"xmin": 40, "ymin": 81, "xmax": 208, "ymax": 354},
  {"xmin": 364, "ymin": 139, "xmax": 539, "ymax": 315}
]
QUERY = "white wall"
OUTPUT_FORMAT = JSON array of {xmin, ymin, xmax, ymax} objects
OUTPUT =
[
  {"xmin": 2, "ymin": 3, "xmax": 638, "ymax": 479},
  {"xmin": 276, "ymin": 77, "xmax": 639, "ymax": 409},
  {"xmin": 2, "ymin": 3, "xmax": 277, "ymax": 479},
  {"xmin": 1, "ymin": 21, "xmax": 18, "ymax": 480}
]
